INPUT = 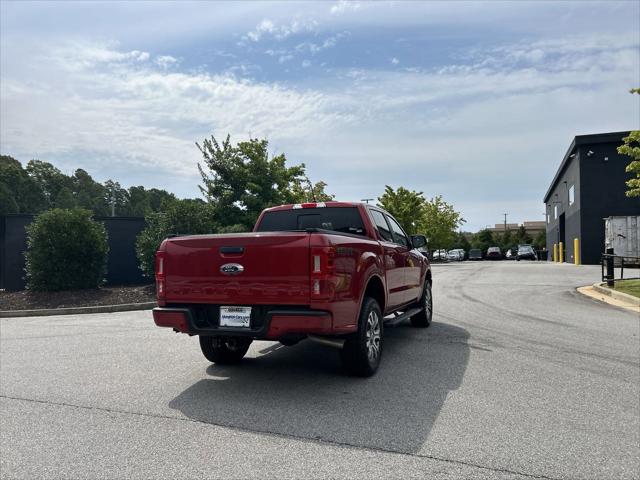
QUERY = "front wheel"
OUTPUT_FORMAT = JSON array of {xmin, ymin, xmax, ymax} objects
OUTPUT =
[
  {"xmin": 411, "ymin": 280, "xmax": 433, "ymax": 328},
  {"xmin": 340, "ymin": 297, "xmax": 383, "ymax": 377},
  {"xmin": 199, "ymin": 336, "xmax": 252, "ymax": 364}
]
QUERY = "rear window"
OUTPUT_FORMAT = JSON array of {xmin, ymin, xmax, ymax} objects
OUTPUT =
[{"xmin": 256, "ymin": 207, "xmax": 366, "ymax": 236}]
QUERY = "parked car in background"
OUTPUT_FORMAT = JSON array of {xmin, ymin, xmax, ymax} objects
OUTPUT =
[
  {"xmin": 432, "ymin": 249, "xmax": 448, "ymax": 262},
  {"xmin": 468, "ymin": 249, "xmax": 483, "ymax": 260},
  {"xmin": 486, "ymin": 246, "xmax": 503, "ymax": 260},
  {"xmin": 506, "ymin": 246, "xmax": 519, "ymax": 260},
  {"xmin": 447, "ymin": 250, "xmax": 462, "ymax": 261},
  {"xmin": 516, "ymin": 245, "xmax": 538, "ymax": 261},
  {"xmin": 452, "ymin": 248, "xmax": 466, "ymax": 260}
]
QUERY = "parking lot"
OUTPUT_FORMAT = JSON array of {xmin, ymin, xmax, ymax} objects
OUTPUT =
[{"xmin": 1, "ymin": 261, "xmax": 638, "ymax": 479}]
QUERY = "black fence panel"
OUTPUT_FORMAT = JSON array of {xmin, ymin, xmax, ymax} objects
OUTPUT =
[{"xmin": 0, "ymin": 214, "xmax": 149, "ymax": 291}]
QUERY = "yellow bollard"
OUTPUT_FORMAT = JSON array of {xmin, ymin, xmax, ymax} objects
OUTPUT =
[
  {"xmin": 553, "ymin": 243, "xmax": 557, "ymax": 262},
  {"xmin": 559, "ymin": 242, "xmax": 564, "ymax": 263},
  {"xmin": 574, "ymin": 238, "xmax": 580, "ymax": 265}
]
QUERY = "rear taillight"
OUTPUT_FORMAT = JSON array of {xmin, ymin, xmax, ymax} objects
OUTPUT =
[
  {"xmin": 310, "ymin": 246, "xmax": 336, "ymax": 300},
  {"xmin": 155, "ymin": 251, "xmax": 166, "ymax": 306}
]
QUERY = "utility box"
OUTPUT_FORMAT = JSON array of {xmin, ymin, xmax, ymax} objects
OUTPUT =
[{"xmin": 605, "ymin": 216, "xmax": 639, "ymax": 260}]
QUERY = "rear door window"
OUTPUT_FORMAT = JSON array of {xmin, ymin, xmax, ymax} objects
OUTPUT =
[
  {"xmin": 369, "ymin": 209, "xmax": 394, "ymax": 242},
  {"xmin": 385, "ymin": 215, "xmax": 409, "ymax": 248},
  {"xmin": 256, "ymin": 207, "xmax": 366, "ymax": 236}
]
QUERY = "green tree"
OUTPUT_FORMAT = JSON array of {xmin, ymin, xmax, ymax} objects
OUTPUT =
[
  {"xmin": 73, "ymin": 168, "xmax": 108, "ymax": 214},
  {"xmin": 617, "ymin": 88, "xmax": 640, "ymax": 197},
  {"xmin": 104, "ymin": 180, "xmax": 129, "ymax": 216},
  {"xmin": 0, "ymin": 156, "xmax": 46, "ymax": 214},
  {"xmin": 497, "ymin": 229, "xmax": 513, "ymax": 251},
  {"xmin": 533, "ymin": 230, "xmax": 547, "ymax": 251},
  {"xmin": 25, "ymin": 208, "xmax": 109, "ymax": 291},
  {"xmin": 472, "ymin": 229, "xmax": 495, "ymax": 254},
  {"xmin": 290, "ymin": 177, "xmax": 334, "ymax": 203},
  {"xmin": 422, "ymin": 195, "xmax": 465, "ymax": 250},
  {"xmin": 515, "ymin": 225, "xmax": 533, "ymax": 245},
  {"xmin": 136, "ymin": 199, "xmax": 217, "ymax": 277},
  {"xmin": 25, "ymin": 160, "xmax": 72, "ymax": 209},
  {"xmin": 451, "ymin": 231, "xmax": 471, "ymax": 251},
  {"xmin": 377, "ymin": 186, "xmax": 426, "ymax": 235},
  {"xmin": 197, "ymin": 135, "xmax": 315, "ymax": 230}
]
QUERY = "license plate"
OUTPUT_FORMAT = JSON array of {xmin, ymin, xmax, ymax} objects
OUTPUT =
[{"xmin": 220, "ymin": 306, "xmax": 252, "ymax": 328}]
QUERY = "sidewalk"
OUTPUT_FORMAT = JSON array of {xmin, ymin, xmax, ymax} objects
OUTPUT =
[{"xmin": 577, "ymin": 283, "xmax": 640, "ymax": 313}]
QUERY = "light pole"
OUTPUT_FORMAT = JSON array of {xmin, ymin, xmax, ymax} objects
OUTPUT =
[{"xmin": 361, "ymin": 198, "xmax": 374, "ymax": 204}]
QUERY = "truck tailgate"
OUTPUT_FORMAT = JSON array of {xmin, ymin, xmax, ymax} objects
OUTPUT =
[{"xmin": 162, "ymin": 232, "xmax": 310, "ymax": 305}]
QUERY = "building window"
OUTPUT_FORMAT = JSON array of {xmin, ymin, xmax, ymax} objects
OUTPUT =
[
  {"xmin": 547, "ymin": 213, "xmax": 550, "ymax": 224},
  {"xmin": 554, "ymin": 205, "xmax": 558, "ymax": 219},
  {"xmin": 569, "ymin": 185, "xmax": 575, "ymax": 206}
]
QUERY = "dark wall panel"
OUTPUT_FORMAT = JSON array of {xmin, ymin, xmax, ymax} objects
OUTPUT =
[
  {"xmin": 0, "ymin": 215, "xmax": 149, "ymax": 291},
  {"xmin": 0, "ymin": 216, "xmax": 32, "ymax": 291},
  {"xmin": 579, "ymin": 144, "xmax": 640, "ymax": 264},
  {"xmin": 545, "ymin": 151, "xmax": 581, "ymax": 263}
]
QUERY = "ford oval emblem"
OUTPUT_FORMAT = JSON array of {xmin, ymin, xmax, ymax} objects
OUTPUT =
[{"xmin": 220, "ymin": 263, "xmax": 244, "ymax": 275}]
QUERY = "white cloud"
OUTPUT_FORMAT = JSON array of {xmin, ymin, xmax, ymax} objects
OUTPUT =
[
  {"xmin": 330, "ymin": 1, "xmax": 362, "ymax": 16},
  {"xmin": 155, "ymin": 55, "xmax": 178, "ymax": 69},
  {"xmin": 302, "ymin": 59, "xmax": 311, "ymax": 68},
  {"xmin": 1, "ymin": 32, "xmax": 637, "ymax": 228},
  {"xmin": 245, "ymin": 17, "xmax": 317, "ymax": 42},
  {"xmin": 0, "ymin": 41, "xmax": 353, "ymax": 181},
  {"xmin": 391, "ymin": 57, "xmax": 399, "ymax": 65}
]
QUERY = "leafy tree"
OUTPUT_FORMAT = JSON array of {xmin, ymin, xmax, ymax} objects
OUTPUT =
[
  {"xmin": 617, "ymin": 88, "xmax": 640, "ymax": 197},
  {"xmin": 422, "ymin": 195, "xmax": 465, "ymax": 250},
  {"xmin": 54, "ymin": 186, "xmax": 77, "ymax": 209},
  {"xmin": 291, "ymin": 177, "xmax": 334, "ymax": 203},
  {"xmin": 2, "ymin": 156, "xmax": 179, "ymax": 217},
  {"xmin": 198, "ymin": 135, "xmax": 317, "ymax": 230},
  {"xmin": 472, "ymin": 228, "xmax": 495, "ymax": 254},
  {"xmin": 377, "ymin": 186, "xmax": 426, "ymax": 235},
  {"xmin": 25, "ymin": 208, "xmax": 109, "ymax": 291},
  {"xmin": 146, "ymin": 188, "xmax": 178, "ymax": 212},
  {"xmin": 0, "ymin": 155, "xmax": 46, "ymax": 214},
  {"xmin": 104, "ymin": 180, "xmax": 129, "ymax": 216},
  {"xmin": 136, "ymin": 199, "xmax": 217, "ymax": 277},
  {"xmin": 515, "ymin": 225, "xmax": 533, "ymax": 245},
  {"xmin": 533, "ymin": 230, "xmax": 547, "ymax": 251},
  {"xmin": 73, "ymin": 168, "xmax": 108, "ymax": 214},
  {"xmin": 495, "ymin": 230, "xmax": 513, "ymax": 252},
  {"xmin": 451, "ymin": 231, "xmax": 471, "ymax": 251},
  {"xmin": 25, "ymin": 160, "xmax": 72, "ymax": 209},
  {"xmin": 378, "ymin": 186, "xmax": 465, "ymax": 250}
]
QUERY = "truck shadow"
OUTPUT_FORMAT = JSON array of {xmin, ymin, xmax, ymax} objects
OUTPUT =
[{"xmin": 168, "ymin": 321, "xmax": 470, "ymax": 454}]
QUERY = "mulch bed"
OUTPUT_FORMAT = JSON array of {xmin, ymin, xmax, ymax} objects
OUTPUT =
[{"xmin": 0, "ymin": 284, "xmax": 156, "ymax": 311}]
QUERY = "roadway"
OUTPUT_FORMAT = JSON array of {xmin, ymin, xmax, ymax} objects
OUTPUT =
[{"xmin": 1, "ymin": 261, "xmax": 638, "ymax": 479}]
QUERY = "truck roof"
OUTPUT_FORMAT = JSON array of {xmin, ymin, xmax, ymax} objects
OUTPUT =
[{"xmin": 264, "ymin": 201, "xmax": 365, "ymax": 212}]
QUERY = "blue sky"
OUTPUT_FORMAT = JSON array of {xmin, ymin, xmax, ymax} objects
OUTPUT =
[{"xmin": 1, "ymin": 1, "xmax": 639, "ymax": 230}]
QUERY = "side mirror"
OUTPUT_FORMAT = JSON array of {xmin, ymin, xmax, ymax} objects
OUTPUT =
[{"xmin": 411, "ymin": 234, "xmax": 427, "ymax": 249}]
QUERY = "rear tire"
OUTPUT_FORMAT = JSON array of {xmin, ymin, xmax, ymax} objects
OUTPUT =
[
  {"xmin": 340, "ymin": 297, "xmax": 383, "ymax": 377},
  {"xmin": 199, "ymin": 336, "xmax": 252, "ymax": 364},
  {"xmin": 410, "ymin": 280, "xmax": 433, "ymax": 328}
]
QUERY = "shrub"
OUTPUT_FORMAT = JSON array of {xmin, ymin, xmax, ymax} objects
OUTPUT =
[
  {"xmin": 136, "ymin": 199, "xmax": 217, "ymax": 277},
  {"xmin": 25, "ymin": 208, "xmax": 109, "ymax": 291}
]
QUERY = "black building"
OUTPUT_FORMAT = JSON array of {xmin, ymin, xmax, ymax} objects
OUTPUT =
[{"xmin": 544, "ymin": 131, "xmax": 640, "ymax": 265}]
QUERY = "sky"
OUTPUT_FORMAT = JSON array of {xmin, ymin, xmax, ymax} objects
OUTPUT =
[{"xmin": 1, "ymin": 1, "xmax": 639, "ymax": 231}]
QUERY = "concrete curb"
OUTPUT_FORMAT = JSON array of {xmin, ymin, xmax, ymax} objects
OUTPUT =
[
  {"xmin": 591, "ymin": 282, "xmax": 640, "ymax": 307},
  {"xmin": 0, "ymin": 302, "xmax": 156, "ymax": 318}
]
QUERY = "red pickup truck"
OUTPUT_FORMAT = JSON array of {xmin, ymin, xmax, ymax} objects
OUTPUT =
[{"xmin": 152, "ymin": 201, "xmax": 432, "ymax": 376}]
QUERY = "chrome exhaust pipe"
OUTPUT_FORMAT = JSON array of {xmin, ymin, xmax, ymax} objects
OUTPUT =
[{"xmin": 308, "ymin": 335, "xmax": 345, "ymax": 349}]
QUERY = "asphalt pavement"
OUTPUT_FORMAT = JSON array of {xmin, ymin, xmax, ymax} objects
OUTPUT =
[{"xmin": 1, "ymin": 261, "xmax": 638, "ymax": 479}]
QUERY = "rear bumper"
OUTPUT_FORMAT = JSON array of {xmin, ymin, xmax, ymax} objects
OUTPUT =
[{"xmin": 152, "ymin": 306, "xmax": 333, "ymax": 338}]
